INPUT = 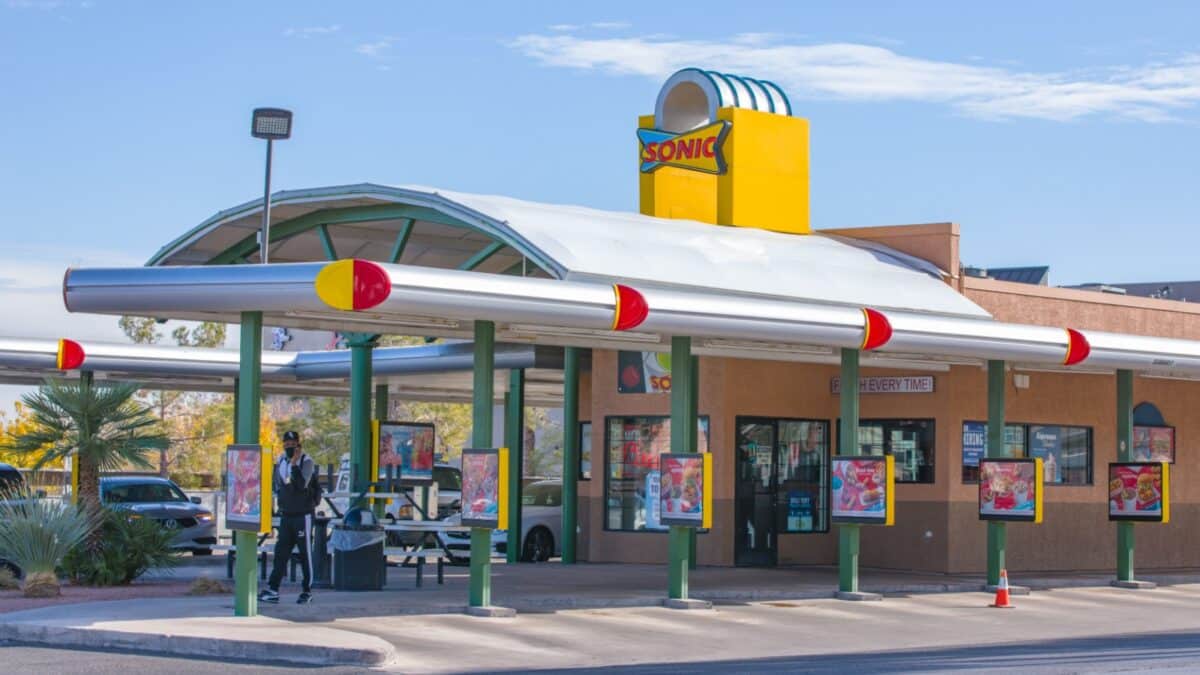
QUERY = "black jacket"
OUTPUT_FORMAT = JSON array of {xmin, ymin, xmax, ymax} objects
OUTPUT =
[{"xmin": 273, "ymin": 453, "xmax": 317, "ymax": 516}]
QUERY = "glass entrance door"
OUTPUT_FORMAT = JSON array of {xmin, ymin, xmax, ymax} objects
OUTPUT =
[
  {"xmin": 735, "ymin": 421, "xmax": 777, "ymax": 566},
  {"xmin": 736, "ymin": 418, "xmax": 831, "ymax": 566}
]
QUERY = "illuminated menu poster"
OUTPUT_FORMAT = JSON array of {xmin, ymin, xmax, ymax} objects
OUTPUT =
[
  {"xmin": 461, "ymin": 448, "xmax": 509, "ymax": 529},
  {"xmin": 979, "ymin": 459, "xmax": 1043, "ymax": 523},
  {"xmin": 831, "ymin": 456, "xmax": 895, "ymax": 525},
  {"xmin": 659, "ymin": 453, "xmax": 712, "ymax": 528},
  {"xmin": 375, "ymin": 421, "xmax": 436, "ymax": 484},
  {"xmin": 1132, "ymin": 427, "xmax": 1175, "ymax": 464},
  {"xmin": 1109, "ymin": 463, "xmax": 1170, "ymax": 523},
  {"xmin": 226, "ymin": 444, "xmax": 271, "ymax": 533}
]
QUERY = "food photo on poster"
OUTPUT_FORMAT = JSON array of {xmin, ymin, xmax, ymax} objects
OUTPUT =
[
  {"xmin": 831, "ymin": 456, "xmax": 894, "ymax": 525},
  {"xmin": 226, "ymin": 444, "xmax": 265, "ymax": 531},
  {"xmin": 377, "ymin": 421, "xmax": 436, "ymax": 483},
  {"xmin": 1109, "ymin": 462, "xmax": 1170, "ymax": 522},
  {"xmin": 1133, "ymin": 426, "xmax": 1175, "ymax": 463},
  {"xmin": 461, "ymin": 448, "xmax": 507, "ymax": 528},
  {"xmin": 979, "ymin": 459, "xmax": 1042, "ymax": 522},
  {"xmin": 659, "ymin": 454, "xmax": 704, "ymax": 526}
]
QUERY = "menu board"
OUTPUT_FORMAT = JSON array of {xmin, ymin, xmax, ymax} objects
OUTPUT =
[
  {"xmin": 1109, "ymin": 462, "xmax": 1170, "ymax": 522},
  {"xmin": 617, "ymin": 351, "xmax": 672, "ymax": 393},
  {"xmin": 831, "ymin": 456, "xmax": 895, "ymax": 525},
  {"xmin": 226, "ymin": 444, "xmax": 271, "ymax": 533},
  {"xmin": 979, "ymin": 459, "xmax": 1043, "ymax": 523},
  {"xmin": 461, "ymin": 448, "xmax": 509, "ymax": 529},
  {"xmin": 1132, "ymin": 427, "xmax": 1175, "ymax": 464},
  {"xmin": 375, "ymin": 421, "xmax": 436, "ymax": 484},
  {"xmin": 659, "ymin": 453, "xmax": 712, "ymax": 528}
]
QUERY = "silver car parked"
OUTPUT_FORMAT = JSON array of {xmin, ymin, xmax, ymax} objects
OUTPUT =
[
  {"xmin": 100, "ymin": 476, "xmax": 217, "ymax": 555},
  {"xmin": 442, "ymin": 479, "xmax": 562, "ymax": 562}
]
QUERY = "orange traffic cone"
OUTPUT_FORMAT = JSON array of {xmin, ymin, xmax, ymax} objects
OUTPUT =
[{"xmin": 990, "ymin": 569, "xmax": 1015, "ymax": 609}]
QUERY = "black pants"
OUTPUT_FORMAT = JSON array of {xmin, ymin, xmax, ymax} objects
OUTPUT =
[{"xmin": 268, "ymin": 513, "xmax": 313, "ymax": 593}]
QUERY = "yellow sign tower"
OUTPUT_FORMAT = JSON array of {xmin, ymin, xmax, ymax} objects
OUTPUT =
[{"xmin": 637, "ymin": 68, "xmax": 810, "ymax": 234}]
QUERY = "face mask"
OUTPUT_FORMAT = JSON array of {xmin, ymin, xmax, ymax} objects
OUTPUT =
[{"xmin": 285, "ymin": 446, "xmax": 297, "ymax": 459}]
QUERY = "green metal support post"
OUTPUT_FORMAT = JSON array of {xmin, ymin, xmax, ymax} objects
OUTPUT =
[
  {"xmin": 348, "ymin": 334, "xmax": 378, "ymax": 510},
  {"xmin": 688, "ymin": 352, "xmax": 699, "ymax": 570},
  {"xmin": 837, "ymin": 348, "xmax": 861, "ymax": 594},
  {"xmin": 562, "ymin": 348, "xmax": 581, "ymax": 564},
  {"xmin": 469, "ymin": 321, "xmax": 495, "ymax": 607},
  {"xmin": 373, "ymin": 383, "xmax": 389, "ymax": 519},
  {"xmin": 234, "ymin": 311, "xmax": 263, "ymax": 617},
  {"xmin": 668, "ymin": 337, "xmax": 696, "ymax": 600},
  {"xmin": 505, "ymin": 369, "xmax": 525, "ymax": 563},
  {"xmin": 986, "ymin": 360, "xmax": 1007, "ymax": 587},
  {"xmin": 1116, "ymin": 369, "xmax": 1135, "ymax": 582}
]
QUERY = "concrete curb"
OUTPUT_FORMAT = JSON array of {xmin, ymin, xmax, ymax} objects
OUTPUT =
[
  {"xmin": 662, "ymin": 598, "xmax": 713, "ymax": 610},
  {"xmin": 834, "ymin": 591, "xmax": 883, "ymax": 601},
  {"xmin": 0, "ymin": 622, "xmax": 395, "ymax": 668}
]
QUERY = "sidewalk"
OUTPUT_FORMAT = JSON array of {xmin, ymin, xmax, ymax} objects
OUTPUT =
[{"xmin": 2, "ymin": 563, "xmax": 1197, "ymax": 667}]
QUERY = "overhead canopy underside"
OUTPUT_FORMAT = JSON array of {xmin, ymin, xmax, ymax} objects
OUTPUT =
[
  {"xmin": 0, "ymin": 338, "xmax": 570, "ymax": 406},
  {"xmin": 148, "ymin": 183, "xmax": 989, "ymax": 320}
]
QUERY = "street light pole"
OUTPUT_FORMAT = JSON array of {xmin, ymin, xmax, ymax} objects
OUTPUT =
[
  {"xmin": 250, "ymin": 107, "xmax": 293, "ymax": 264},
  {"xmin": 260, "ymin": 138, "xmax": 273, "ymax": 264}
]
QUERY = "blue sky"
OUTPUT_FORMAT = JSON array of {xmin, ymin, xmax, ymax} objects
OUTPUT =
[{"xmin": 1, "ymin": 0, "xmax": 1199, "ymax": 330}]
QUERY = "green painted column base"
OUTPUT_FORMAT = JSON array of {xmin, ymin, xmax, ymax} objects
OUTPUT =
[
  {"xmin": 688, "ymin": 528, "xmax": 697, "ymax": 571},
  {"xmin": 838, "ymin": 524, "xmax": 860, "ymax": 593},
  {"xmin": 1117, "ymin": 521, "xmax": 1135, "ymax": 582},
  {"xmin": 668, "ymin": 526, "xmax": 690, "ymax": 600},
  {"xmin": 986, "ymin": 521, "xmax": 1006, "ymax": 587},
  {"xmin": 469, "ymin": 527, "xmax": 492, "ymax": 607},
  {"xmin": 233, "ymin": 530, "xmax": 259, "ymax": 616}
]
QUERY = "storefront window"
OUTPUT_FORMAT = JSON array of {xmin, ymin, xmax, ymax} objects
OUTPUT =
[
  {"xmin": 961, "ymin": 421, "xmax": 1027, "ymax": 482},
  {"xmin": 851, "ymin": 419, "xmax": 935, "ymax": 483},
  {"xmin": 579, "ymin": 421, "xmax": 592, "ymax": 480},
  {"xmin": 605, "ymin": 416, "xmax": 710, "ymax": 531},
  {"xmin": 777, "ymin": 420, "xmax": 829, "ymax": 533},
  {"xmin": 1028, "ymin": 425, "xmax": 1092, "ymax": 485}
]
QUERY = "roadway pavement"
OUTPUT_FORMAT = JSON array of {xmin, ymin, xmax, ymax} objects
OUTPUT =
[{"xmin": 3, "ymin": 563, "xmax": 1200, "ymax": 671}]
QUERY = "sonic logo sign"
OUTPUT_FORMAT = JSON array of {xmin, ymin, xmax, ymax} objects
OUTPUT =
[{"xmin": 637, "ymin": 121, "xmax": 730, "ymax": 174}]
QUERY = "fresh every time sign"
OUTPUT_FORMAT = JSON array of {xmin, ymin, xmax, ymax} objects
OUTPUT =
[{"xmin": 830, "ymin": 376, "xmax": 935, "ymax": 394}]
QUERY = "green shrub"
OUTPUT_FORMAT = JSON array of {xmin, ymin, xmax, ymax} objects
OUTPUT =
[
  {"xmin": 0, "ymin": 566, "xmax": 17, "ymax": 590},
  {"xmin": 63, "ymin": 508, "xmax": 178, "ymax": 585},
  {"xmin": 0, "ymin": 488, "xmax": 98, "ymax": 597}
]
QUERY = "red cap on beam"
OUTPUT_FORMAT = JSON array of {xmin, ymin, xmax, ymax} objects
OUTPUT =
[
  {"xmin": 612, "ymin": 284, "xmax": 648, "ymax": 331},
  {"xmin": 1064, "ymin": 328, "xmax": 1091, "ymax": 366},
  {"xmin": 861, "ymin": 308, "xmax": 893, "ymax": 351},
  {"xmin": 56, "ymin": 339, "xmax": 85, "ymax": 370},
  {"xmin": 315, "ymin": 259, "xmax": 392, "ymax": 310}
]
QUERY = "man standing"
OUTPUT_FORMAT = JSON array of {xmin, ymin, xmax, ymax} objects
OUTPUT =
[{"xmin": 259, "ymin": 430, "xmax": 316, "ymax": 604}]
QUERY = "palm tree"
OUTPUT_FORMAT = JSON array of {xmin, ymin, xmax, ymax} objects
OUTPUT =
[{"xmin": 1, "ymin": 378, "xmax": 169, "ymax": 519}]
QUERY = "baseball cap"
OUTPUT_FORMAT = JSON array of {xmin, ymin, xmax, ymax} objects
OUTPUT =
[{"xmin": 282, "ymin": 430, "xmax": 300, "ymax": 442}]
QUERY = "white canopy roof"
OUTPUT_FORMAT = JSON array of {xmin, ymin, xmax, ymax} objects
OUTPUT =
[{"xmin": 148, "ymin": 183, "xmax": 989, "ymax": 320}]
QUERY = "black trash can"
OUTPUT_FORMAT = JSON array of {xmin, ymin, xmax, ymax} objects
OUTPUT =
[{"xmin": 332, "ymin": 508, "xmax": 386, "ymax": 591}]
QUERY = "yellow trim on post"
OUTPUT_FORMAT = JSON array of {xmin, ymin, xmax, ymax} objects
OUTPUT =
[
  {"xmin": 370, "ymin": 420, "xmax": 380, "ymax": 503},
  {"xmin": 259, "ymin": 448, "xmax": 273, "ymax": 534},
  {"xmin": 497, "ymin": 447, "xmax": 510, "ymax": 531},
  {"xmin": 884, "ymin": 455, "xmax": 896, "ymax": 527},
  {"xmin": 1033, "ymin": 458, "xmax": 1045, "ymax": 524},
  {"xmin": 702, "ymin": 453, "xmax": 713, "ymax": 530},
  {"xmin": 1161, "ymin": 462, "xmax": 1171, "ymax": 524}
]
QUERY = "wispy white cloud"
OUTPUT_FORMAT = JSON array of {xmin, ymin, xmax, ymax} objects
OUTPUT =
[
  {"xmin": 549, "ymin": 21, "xmax": 631, "ymax": 32},
  {"xmin": 284, "ymin": 24, "xmax": 341, "ymax": 38},
  {"xmin": 509, "ymin": 32, "xmax": 1200, "ymax": 122},
  {"xmin": 355, "ymin": 39, "xmax": 392, "ymax": 58}
]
